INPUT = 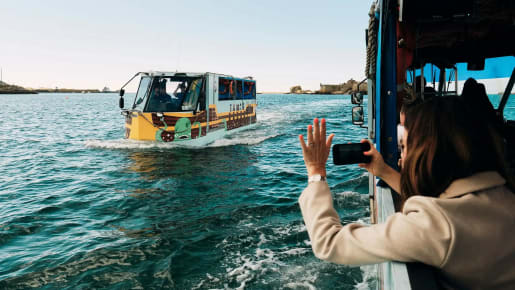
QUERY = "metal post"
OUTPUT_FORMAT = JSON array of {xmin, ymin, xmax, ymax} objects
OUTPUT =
[
  {"xmin": 438, "ymin": 67, "xmax": 445, "ymax": 95},
  {"xmin": 420, "ymin": 63, "xmax": 425, "ymax": 100},
  {"xmin": 455, "ymin": 67, "xmax": 458, "ymax": 94},
  {"xmin": 498, "ymin": 67, "xmax": 515, "ymax": 114}
]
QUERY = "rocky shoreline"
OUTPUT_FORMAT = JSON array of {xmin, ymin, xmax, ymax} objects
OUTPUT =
[
  {"xmin": 0, "ymin": 81, "xmax": 117, "ymax": 94},
  {"xmin": 0, "ymin": 81, "xmax": 37, "ymax": 94},
  {"xmin": 289, "ymin": 78, "xmax": 368, "ymax": 95}
]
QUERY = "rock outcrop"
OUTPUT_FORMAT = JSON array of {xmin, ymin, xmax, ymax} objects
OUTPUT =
[
  {"xmin": 317, "ymin": 79, "xmax": 367, "ymax": 95},
  {"xmin": 290, "ymin": 85, "xmax": 303, "ymax": 94},
  {"xmin": 0, "ymin": 81, "xmax": 37, "ymax": 94},
  {"xmin": 289, "ymin": 85, "xmax": 314, "ymax": 94}
]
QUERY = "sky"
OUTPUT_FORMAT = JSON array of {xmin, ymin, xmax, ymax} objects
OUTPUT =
[{"xmin": 0, "ymin": 0, "xmax": 372, "ymax": 92}]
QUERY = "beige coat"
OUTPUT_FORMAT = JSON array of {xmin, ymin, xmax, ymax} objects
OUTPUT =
[{"xmin": 299, "ymin": 171, "xmax": 515, "ymax": 289}]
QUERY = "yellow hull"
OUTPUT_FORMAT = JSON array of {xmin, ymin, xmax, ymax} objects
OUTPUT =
[{"xmin": 125, "ymin": 104, "xmax": 257, "ymax": 142}]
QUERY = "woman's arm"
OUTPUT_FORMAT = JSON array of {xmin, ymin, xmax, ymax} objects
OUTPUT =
[{"xmin": 299, "ymin": 184, "xmax": 451, "ymax": 266}]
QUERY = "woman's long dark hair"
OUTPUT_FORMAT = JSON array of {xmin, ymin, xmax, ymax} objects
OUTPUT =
[{"xmin": 400, "ymin": 97, "xmax": 514, "ymax": 202}]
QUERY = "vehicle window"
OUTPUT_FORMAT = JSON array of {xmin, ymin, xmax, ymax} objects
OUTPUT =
[
  {"xmin": 182, "ymin": 78, "xmax": 203, "ymax": 111},
  {"xmin": 132, "ymin": 76, "xmax": 151, "ymax": 110},
  {"xmin": 144, "ymin": 77, "xmax": 196, "ymax": 112},
  {"xmin": 219, "ymin": 78, "xmax": 235, "ymax": 100},
  {"xmin": 243, "ymin": 81, "xmax": 256, "ymax": 99}
]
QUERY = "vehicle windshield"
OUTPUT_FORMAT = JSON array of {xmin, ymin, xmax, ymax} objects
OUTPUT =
[
  {"xmin": 144, "ymin": 76, "xmax": 203, "ymax": 112},
  {"xmin": 132, "ymin": 76, "xmax": 151, "ymax": 110}
]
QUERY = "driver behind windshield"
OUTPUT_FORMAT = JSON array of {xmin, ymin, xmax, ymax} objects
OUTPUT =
[{"xmin": 147, "ymin": 80, "xmax": 171, "ymax": 112}]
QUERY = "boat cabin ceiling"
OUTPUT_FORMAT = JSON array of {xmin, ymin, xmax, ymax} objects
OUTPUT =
[{"xmin": 399, "ymin": 0, "xmax": 515, "ymax": 68}]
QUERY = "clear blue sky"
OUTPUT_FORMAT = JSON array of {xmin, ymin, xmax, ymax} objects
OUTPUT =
[{"xmin": 0, "ymin": 0, "xmax": 372, "ymax": 92}]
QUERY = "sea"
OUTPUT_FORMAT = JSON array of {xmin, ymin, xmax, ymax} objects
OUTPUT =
[{"xmin": 0, "ymin": 93, "xmax": 513, "ymax": 289}]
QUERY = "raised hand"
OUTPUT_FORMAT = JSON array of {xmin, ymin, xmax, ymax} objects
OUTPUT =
[{"xmin": 299, "ymin": 118, "xmax": 335, "ymax": 177}]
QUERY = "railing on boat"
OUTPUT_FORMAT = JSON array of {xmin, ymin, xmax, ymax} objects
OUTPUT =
[{"xmin": 373, "ymin": 183, "xmax": 441, "ymax": 290}]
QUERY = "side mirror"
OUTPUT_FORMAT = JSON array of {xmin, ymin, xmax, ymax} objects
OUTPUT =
[
  {"xmin": 119, "ymin": 97, "xmax": 124, "ymax": 109},
  {"xmin": 119, "ymin": 89, "xmax": 125, "ymax": 97},
  {"xmin": 351, "ymin": 92, "xmax": 363, "ymax": 105},
  {"xmin": 352, "ymin": 106, "xmax": 364, "ymax": 125}
]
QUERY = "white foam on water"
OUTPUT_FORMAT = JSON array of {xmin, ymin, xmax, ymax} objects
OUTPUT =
[
  {"xmin": 84, "ymin": 131, "xmax": 279, "ymax": 150},
  {"xmin": 207, "ymin": 134, "xmax": 279, "ymax": 148},
  {"xmin": 271, "ymin": 223, "xmax": 305, "ymax": 237},
  {"xmin": 356, "ymin": 264, "xmax": 378, "ymax": 290},
  {"xmin": 279, "ymin": 248, "xmax": 310, "ymax": 256},
  {"xmin": 256, "ymin": 233, "xmax": 268, "ymax": 247},
  {"xmin": 335, "ymin": 190, "xmax": 363, "ymax": 198},
  {"xmin": 257, "ymin": 111, "xmax": 286, "ymax": 123},
  {"xmin": 84, "ymin": 139, "xmax": 181, "ymax": 150},
  {"xmin": 225, "ymin": 248, "xmax": 285, "ymax": 290},
  {"xmin": 283, "ymin": 281, "xmax": 317, "ymax": 290}
]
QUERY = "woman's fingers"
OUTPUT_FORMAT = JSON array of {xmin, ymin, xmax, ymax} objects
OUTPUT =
[
  {"xmin": 299, "ymin": 134, "xmax": 307, "ymax": 151},
  {"xmin": 321, "ymin": 118, "xmax": 327, "ymax": 142},
  {"xmin": 307, "ymin": 124, "xmax": 313, "ymax": 146},
  {"xmin": 361, "ymin": 139, "xmax": 375, "ymax": 156},
  {"xmin": 313, "ymin": 118, "xmax": 320, "ymax": 145},
  {"xmin": 305, "ymin": 117, "xmax": 334, "ymax": 154},
  {"xmin": 326, "ymin": 133, "xmax": 334, "ymax": 148},
  {"xmin": 325, "ymin": 133, "xmax": 334, "ymax": 157}
]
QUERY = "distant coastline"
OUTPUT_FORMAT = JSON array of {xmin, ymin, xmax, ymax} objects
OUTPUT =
[{"xmin": 0, "ymin": 81, "xmax": 118, "ymax": 94}]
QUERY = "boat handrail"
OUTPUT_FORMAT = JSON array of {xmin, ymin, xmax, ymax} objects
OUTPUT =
[
  {"xmin": 376, "ymin": 184, "xmax": 441, "ymax": 290},
  {"xmin": 376, "ymin": 185, "xmax": 412, "ymax": 290}
]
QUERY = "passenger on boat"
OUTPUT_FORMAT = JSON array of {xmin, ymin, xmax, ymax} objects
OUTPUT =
[
  {"xmin": 396, "ymin": 97, "xmax": 421, "ymax": 168},
  {"xmin": 414, "ymin": 75, "xmax": 435, "ymax": 99},
  {"xmin": 173, "ymin": 82, "xmax": 187, "ymax": 98},
  {"xmin": 461, "ymin": 78, "xmax": 498, "ymax": 129},
  {"xmin": 298, "ymin": 97, "xmax": 515, "ymax": 289},
  {"xmin": 147, "ymin": 82, "xmax": 172, "ymax": 112},
  {"xmin": 397, "ymin": 103, "xmax": 406, "ymax": 167},
  {"xmin": 171, "ymin": 82, "xmax": 187, "ymax": 108}
]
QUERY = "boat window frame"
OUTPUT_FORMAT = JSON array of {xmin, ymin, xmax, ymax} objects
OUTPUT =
[
  {"xmin": 218, "ymin": 77, "xmax": 237, "ymax": 101},
  {"xmin": 132, "ymin": 76, "xmax": 152, "ymax": 110},
  {"xmin": 141, "ymin": 76, "xmax": 206, "ymax": 113},
  {"xmin": 243, "ymin": 80, "xmax": 256, "ymax": 99},
  {"xmin": 218, "ymin": 77, "xmax": 256, "ymax": 101}
]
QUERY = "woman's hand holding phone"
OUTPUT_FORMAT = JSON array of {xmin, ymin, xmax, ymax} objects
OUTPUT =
[{"xmin": 358, "ymin": 139, "xmax": 388, "ymax": 177}]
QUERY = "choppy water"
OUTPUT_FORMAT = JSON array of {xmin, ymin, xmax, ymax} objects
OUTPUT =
[
  {"xmin": 1, "ymin": 92, "xmax": 512, "ymax": 289},
  {"xmin": 0, "ymin": 93, "xmax": 374, "ymax": 289}
]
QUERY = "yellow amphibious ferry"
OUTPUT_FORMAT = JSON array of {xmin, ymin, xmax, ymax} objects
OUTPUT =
[{"xmin": 118, "ymin": 72, "xmax": 257, "ymax": 145}]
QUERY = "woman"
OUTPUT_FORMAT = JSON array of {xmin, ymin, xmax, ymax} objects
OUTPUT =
[{"xmin": 298, "ymin": 97, "xmax": 515, "ymax": 289}]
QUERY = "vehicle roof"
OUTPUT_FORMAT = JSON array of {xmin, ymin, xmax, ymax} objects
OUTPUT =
[
  {"xmin": 143, "ymin": 71, "xmax": 254, "ymax": 80},
  {"xmin": 399, "ymin": 0, "xmax": 515, "ymax": 68}
]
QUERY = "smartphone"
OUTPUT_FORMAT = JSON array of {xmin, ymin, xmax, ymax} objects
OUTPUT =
[{"xmin": 332, "ymin": 142, "xmax": 371, "ymax": 165}]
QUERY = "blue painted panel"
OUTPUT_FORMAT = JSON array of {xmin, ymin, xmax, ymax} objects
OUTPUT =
[
  {"xmin": 374, "ymin": 0, "xmax": 398, "ymax": 168},
  {"xmin": 374, "ymin": 1, "xmax": 383, "ymax": 150},
  {"xmin": 382, "ymin": 8, "xmax": 399, "ymax": 169},
  {"xmin": 407, "ymin": 56, "xmax": 515, "ymax": 82}
]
